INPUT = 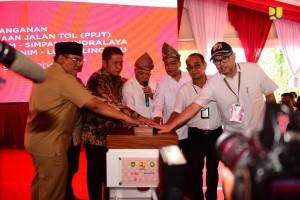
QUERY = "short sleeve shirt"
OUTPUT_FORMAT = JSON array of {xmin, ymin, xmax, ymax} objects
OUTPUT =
[
  {"xmin": 24, "ymin": 63, "xmax": 93, "ymax": 157},
  {"xmin": 194, "ymin": 63, "xmax": 278, "ymax": 137}
]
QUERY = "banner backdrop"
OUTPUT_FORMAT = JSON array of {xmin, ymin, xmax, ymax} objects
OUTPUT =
[{"xmin": 0, "ymin": 0, "xmax": 177, "ymax": 102}]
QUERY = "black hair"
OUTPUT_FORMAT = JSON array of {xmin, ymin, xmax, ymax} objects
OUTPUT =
[
  {"xmin": 53, "ymin": 55, "xmax": 59, "ymax": 62},
  {"xmin": 290, "ymin": 91, "xmax": 297, "ymax": 98},
  {"xmin": 281, "ymin": 92, "xmax": 294, "ymax": 98},
  {"xmin": 102, "ymin": 46, "xmax": 123, "ymax": 62},
  {"xmin": 186, "ymin": 53, "xmax": 205, "ymax": 63}
]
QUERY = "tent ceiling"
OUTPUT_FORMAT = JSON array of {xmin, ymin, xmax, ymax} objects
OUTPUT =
[{"xmin": 178, "ymin": 1, "xmax": 300, "ymax": 50}]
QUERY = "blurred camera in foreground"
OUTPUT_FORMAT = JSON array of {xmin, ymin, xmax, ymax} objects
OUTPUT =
[
  {"xmin": 0, "ymin": 41, "xmax": 47, "ymax": 83},
  {"xmin": 153, "ymin": 145, "xmax": 187, "ymax": 200},
  {"xmin": 216, "ymin": 103, "xmax": 300, "ymax": 200}
]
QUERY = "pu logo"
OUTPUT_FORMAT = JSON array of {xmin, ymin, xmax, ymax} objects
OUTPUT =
[
  {"xmin": 139, "ymin": 161, "xmax": 146, "ymax": 168},
  {"xmin": 269, "ymin": 7, "xmax": 283, "ymax": 20},
  {"xmin": 213, "ymin": 43, "xmax": 222, "ymax": 52}
]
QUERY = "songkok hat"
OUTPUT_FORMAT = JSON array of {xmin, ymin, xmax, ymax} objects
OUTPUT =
[
  {"xmin": 210, "ymin": 41, "xmax": 233, "ymax": 61},
  {"xmin": 55, "ymin": 42, "xmax": 83, "ymax": 56},
  {"xmin": 162, "ymin": 42, "xmax": 180, "ymax": 61},
  {"xmin": 135, "ymin": 52, "xmax": 154, "ymax": 71}
]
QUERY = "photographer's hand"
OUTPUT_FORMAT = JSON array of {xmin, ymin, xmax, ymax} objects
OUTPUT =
[
  {"xmin": 222, "ymin": 167, "xmax": 251, "ymax": 200},
  {"xmin": 222, "ymin": 167, "xmax": 235, "ymax": 200}
]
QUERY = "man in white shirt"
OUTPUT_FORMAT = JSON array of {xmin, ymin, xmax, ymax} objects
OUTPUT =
[
  {"xmin": 122, "ymin": 52, "xmax": 155, "ymax": 118},
  {"xmin": 155, "ymin": 41, "xmax": 278, "ymax": 140},
  {"xmin": 152, "ymin": 42, "xmax": 191, "ymax": 153},
  {"xmin": 154, "ymin": 42, "xmax": 278, "ymax": 200},
  {"xmin": 173, "ymin": 53, "xmax": 223, "ymax": 200}
]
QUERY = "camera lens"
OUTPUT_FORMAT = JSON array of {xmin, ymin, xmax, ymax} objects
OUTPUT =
[{"xmin": 216, "ymin": 132, "xmax": 251, "ymax": 170}]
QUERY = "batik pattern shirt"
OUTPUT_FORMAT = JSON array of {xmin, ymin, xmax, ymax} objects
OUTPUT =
[{"xmin": 81, "ymin": 68, "xmax": 140, "ymax": 146}]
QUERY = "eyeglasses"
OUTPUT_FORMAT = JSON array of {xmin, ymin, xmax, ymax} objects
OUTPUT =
[
  {"xmin": 212, "ymin": 53, "xmax": 232, "ymax": 65},
  {"xmin": 63, "ymin": 55, "xmax": 85, "ymax": 65},
  {"xmin": 186, "ymin": 63, "xmax": 202, "ymax": 71}
]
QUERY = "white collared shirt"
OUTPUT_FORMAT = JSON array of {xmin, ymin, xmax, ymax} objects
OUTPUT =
[
  {"xmin": 174, "ymin": 76, "xmax": 222, "ymax": 130},
  {"xmin": 152, "ymin": 71, "xmax": 191, "ymax": 139},
  {"xmin": 122, "ymin": 77, "xmax": 155, "ymax": 118},
  {"xmin": 194, "ymin": 63, "xmax": 278, "ymax": 137}
]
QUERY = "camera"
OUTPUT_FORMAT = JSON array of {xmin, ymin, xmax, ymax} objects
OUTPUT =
[
  {"xmin": 0, "ymin": 41, "xmax": 46, "ymax": 83},
  {"xmin": 216, "ymin": 103, "xmax": 300, "ymax": 200}
]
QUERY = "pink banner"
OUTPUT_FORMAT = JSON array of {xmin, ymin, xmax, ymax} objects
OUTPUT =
[{"xmin": 0, "ymin": 1, "xmax": 177, "ymax": 102}]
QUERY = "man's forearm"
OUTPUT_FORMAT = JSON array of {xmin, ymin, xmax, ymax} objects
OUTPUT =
[{"xmin": 265, "ymin": 93, "xmax": 276, "ymax": 103}]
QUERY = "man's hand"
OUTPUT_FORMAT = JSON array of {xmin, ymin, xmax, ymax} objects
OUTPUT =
[
  {"xmin": 153, "ymin": 117, "xmax": 161, "ymax": 125},
  {"xmin": 122, "ymin": 115, "xmax": 141, "ymax": 127},
  {"xmin": 143, "ymin": 86, "xmax": 154, "ymax": 99},
  {"xmin": 221, "ymin": 167, "xmax": 234, "ymax": 200},
  {"xmin": 151, "ymin": 124, "xmax": 173, "ymax": 134},
  {"xmin": 137, "ymin": 115, "xmax": 157, "ymax": 126}
]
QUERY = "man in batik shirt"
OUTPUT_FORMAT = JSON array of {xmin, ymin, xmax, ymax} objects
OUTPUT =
[{"xmin": 81, "ymin": 46, "xmax": 153, "ymax": 200}]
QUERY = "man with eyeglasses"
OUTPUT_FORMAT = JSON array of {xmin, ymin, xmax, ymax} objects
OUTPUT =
[
  {"xmin": 154, "ymin": 42, "xmax": 278, "ymax": 200},
  {"xmin": 172, "ymin": 53, "xmax": 223, "ymax": 200},
  {"xmin": 122, "ymin": 52, "xmax": 155, "ymax": 118},
  {"xmin": 152, "ymin": 42, "xmax": 191, "ymax": 153},
  {"xmin": 154, "ymin": 41, "xmax": 278, "ymax": 144},
  {"xmin": 81, "ymin": 46, "xmax": 155, "ymax": 200},
  {"xmin": 24, "ymin": 42, "xmax": 144, "ymax": 200},
  {"xmin": 64, "ymin": 66, "xmax": 85, "ymax": 200}
]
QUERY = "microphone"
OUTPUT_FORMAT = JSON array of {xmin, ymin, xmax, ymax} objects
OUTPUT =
[
  {"xmin": 143, "ymin": 81, "xmax": 150, "ymax": 107},
  {"xmin": 0, "ymin": 41, "xmax": 47, "ymax": 83}
]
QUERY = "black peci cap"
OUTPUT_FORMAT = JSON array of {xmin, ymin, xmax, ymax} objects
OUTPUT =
[{"xmin": 55, "ymin": 42, "xmax": 83, "ymax": 56}]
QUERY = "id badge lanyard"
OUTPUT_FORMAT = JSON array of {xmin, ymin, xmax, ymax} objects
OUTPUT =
[
  {"xmin": 224, "ymin": 71, "xmax": 241, "ymax": 103},
  {"xmin": 224, "ymin": 65, "xmax": 244, "ymax": 123},
  {"xmin": 192, "ymin": 79, "xmax": 209, "ymax": 119}
]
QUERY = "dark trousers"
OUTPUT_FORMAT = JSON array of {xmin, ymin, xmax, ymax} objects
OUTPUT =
[
  {"xmin": 179, "ymin": 138, "xmax": 190, "ymax": 197},
  {"xmin": 65, "ymin": 141, "xmax": 81, "ymax": 200},
  {"xmin": 85, "ymin": 143, "xmax": 109, "ymax": 200},
  {"xmin": 178, "ymin": 138, "xmax": 189, "ymax": 161},
  {"xmin": 186, "ymin": 127, "xmax": 223, "ymax": 200}
]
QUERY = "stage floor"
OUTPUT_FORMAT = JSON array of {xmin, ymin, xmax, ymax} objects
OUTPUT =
[{"xmin": 0, "ymin": 148, "xmax": 225, "ymax": 200}]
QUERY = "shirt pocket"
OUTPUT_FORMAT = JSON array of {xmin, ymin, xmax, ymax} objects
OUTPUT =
[{"xmin": 246, "ymin": 85, "xmax": 260, "ymax": 102}]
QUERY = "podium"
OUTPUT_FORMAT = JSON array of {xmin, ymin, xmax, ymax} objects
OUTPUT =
[{"xmin": 106, "ymin": 128, "xmax": 178, "ymax": 200}]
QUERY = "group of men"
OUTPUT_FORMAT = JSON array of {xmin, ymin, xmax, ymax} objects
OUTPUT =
[{"xmin": 24, "ymin": 40, "xmax": 279, "ymax": 200}]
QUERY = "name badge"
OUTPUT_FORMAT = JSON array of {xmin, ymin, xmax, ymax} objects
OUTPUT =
[
  {"xmin": 229, "ymin": 103, "xmax": 244, "ymax": 123},
  {"xmin": 201, "ymin": 107, "xmax": 209, "ymax": 119}
]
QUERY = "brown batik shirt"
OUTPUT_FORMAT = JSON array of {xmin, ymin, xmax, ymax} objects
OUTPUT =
[{"xmin": 81, "ymin": 68, "xmax": 140, "ymax": 146}]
